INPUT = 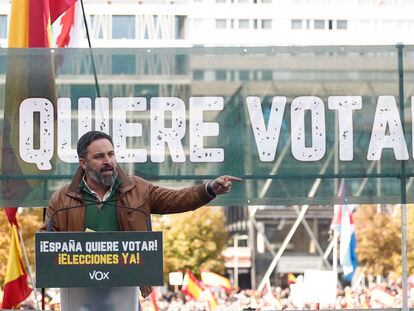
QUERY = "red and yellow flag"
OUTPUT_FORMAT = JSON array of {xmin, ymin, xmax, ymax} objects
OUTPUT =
[
  {"xmin": 182, "ymin": 270, "xmax": 204, "ymax": 300},
  {"xmin": 2, "ymin": 209, "xmax": 32, "ymax": 309},
  {"xmin": 8, "ymin": 0, "xmax": 76, "ymax": 47},
  {"xmin": 5, "ymin": 207, "xmax": 18, "ymax": 226},
  {"xmin": 201, "ymin": 270, "xmax": 231, "ymax": 291},
  {"xmin": 203, "ymin": 287, "xmax": 218, "ymax": 311},
  {"xmin": 183, "ymin": 270, "xmax": 219, "ymax": 309},
  {"xmin": 287, "ymin": 273, "xmax": 297, "ymax": 284}
]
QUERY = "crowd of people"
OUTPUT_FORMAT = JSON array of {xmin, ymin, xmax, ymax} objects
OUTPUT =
[
  {"xmin": 138, "ymin": 279, "xmax": 412, "ymax": 310},
  {"xmin": 2, "ymin": 278, "xmax": 413, "ymax": 310}
]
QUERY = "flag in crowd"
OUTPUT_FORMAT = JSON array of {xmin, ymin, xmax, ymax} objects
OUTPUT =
[
  {"xmin": 331, "ymin": 179, "xmax": 359, "ymax": 282},
  {"xmin": 182, "ymin": 270, "xmax": 221, "ymax": 310},
  {"xmin": 2, "ymin": 208, "xmax": 32, "ymax": 309},
  {"xmin": 182, "ymin": 270, "xmax": 204, "ymax": 300},
  {"xmin": 202, "ymin": 287, "xmax": 218, "ymax": 310},
  {"xmin": 201, "ymin": 270, "xmax": 232, "ymax": 291},
  {"xmin": 287, "ymin": 273, "xmax": 297, "ymax": 284},
  {"xmin": 339, "ymin": 204, "xmax": 358, "ymax": 281}
]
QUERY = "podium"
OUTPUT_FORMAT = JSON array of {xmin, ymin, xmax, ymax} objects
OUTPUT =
[
  {"xmin": 36, "ymin": 231, "xmax": 163, "ymax": 310},
  {"xmin": 59, "ymin": 287, "xmax": 138, "ymax": 311}
]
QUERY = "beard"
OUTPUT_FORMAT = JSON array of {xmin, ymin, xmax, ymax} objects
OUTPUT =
[{"xmin": 86, "ymin": 164, "xmax": 118, "ymax": 188}]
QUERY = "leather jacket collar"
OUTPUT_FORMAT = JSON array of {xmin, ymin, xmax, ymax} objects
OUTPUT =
[{"xmin": 66, "ymin": 164, "xmax": 135, "ymax": 201}]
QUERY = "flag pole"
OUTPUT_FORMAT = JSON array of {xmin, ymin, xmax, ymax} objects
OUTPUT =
[
  {"xmin": 79, "ymin": 0, "xmax": 101, "ymax": 98},
  {"xmin": 397, "ymin": 43, "xmax": 409, "ymax": 311},
  {"xmin": 17, "ymin": 227, "xmax": 40, "ymax": 310},
  {"xmin": 41, "ymin": 208, "xmax": 46, "ymax": 310},
  {"xmin": 333, "ymin": 228, "xmax": 338, "ymax": 275}
]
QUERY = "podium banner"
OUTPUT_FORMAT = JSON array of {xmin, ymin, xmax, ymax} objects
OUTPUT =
[{"xmin": 35, "ymin": 231, "xmax": 163, "ymax": 288}]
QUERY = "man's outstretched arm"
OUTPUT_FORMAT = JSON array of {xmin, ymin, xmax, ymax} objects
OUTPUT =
[{"xmin": 149, "ymin": 175, "xmax": 242, "ymax": 214}]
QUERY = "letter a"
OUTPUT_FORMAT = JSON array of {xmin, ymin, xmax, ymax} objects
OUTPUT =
[{"xmin": 367, "ymin": 96, "xmax": 408, "ymax": 160}]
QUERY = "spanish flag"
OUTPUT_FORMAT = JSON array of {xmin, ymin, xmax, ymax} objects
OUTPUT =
[
  {"xmin": 8, "ymin": 0, "xmax": 76, "ymax": 47},
  {"xmin": 202, "ymin": 287, "xmax": 218, "ymax": 311},
  {"xmin": 287, "ymin": 273, "xmax": 297, "ymax": 284},
  {"xmin": 183, "ymin": 271, "xmax": 219, "ymax": 309},
  {"xmin": 2, "ymin": 208, "xmax": 32, "ymax": 309},
  {"xmin": 182, "ymin": 270, "xmax": 204, "ymax": 300},
  {"xmin": 201, "ymin": 270, "xmax": 231, "ymax": 291}
]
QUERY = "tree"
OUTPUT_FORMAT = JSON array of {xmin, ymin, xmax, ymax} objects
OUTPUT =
[
  {"xmin": 354, "ymin": 204, "xmax": 414, "ymax": 276},
  {"xmin": 153, "ymin": 206, "xmax": 228, "ymax": 280}
]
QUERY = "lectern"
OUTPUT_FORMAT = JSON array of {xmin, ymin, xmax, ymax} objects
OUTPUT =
[{"xmin": 36, "ymin": 231, "xmax": 163, "ymax": 311}]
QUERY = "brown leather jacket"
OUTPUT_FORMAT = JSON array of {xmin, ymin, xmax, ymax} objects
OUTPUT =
[{"xmin": 41, "ymin": 166, "xmax": 214, "ymax": 232}]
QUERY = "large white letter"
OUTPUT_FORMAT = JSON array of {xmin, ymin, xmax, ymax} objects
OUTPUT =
[
  {"xmin": 246, "ymin": 96, "xmax": 286, "ymax": 162},
  {"xmin": 367, "ymin": 96, "xmax": 408, "ymax": 160},
  {"xmin": 57, "ymin": 97, "xmax": 93, "ymax": 162},
  {"xmin": 150, "ymin": 97, "xmax": 186, "ymax": 162},
  {"xmin": 189, "ymin": 97, "xmax": 224, "ymax": 162},
  {"xmin": 112, "ymin": 97, "xmax": 147, "ymax": 162},
  {"xmin": 19, "ymin": 98, "xmax": 54, "ymax": 170},
  {"xmin": 328, "ymin": 96, "xmax": 362, "ymax": 161},
  {"xmin": 95, "ymin": 97, "xmax": 110, "ymax": 134},
  {"xmin": 291, "ymin": 96, "xmax": 326, "ymax": 161}
]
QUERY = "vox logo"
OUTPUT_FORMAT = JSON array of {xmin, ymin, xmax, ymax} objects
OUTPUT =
[{"xmin": 89, "ymin": 270, "xmax": 110, "ymax": 281}]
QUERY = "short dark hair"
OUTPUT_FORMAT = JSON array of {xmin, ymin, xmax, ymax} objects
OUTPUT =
[{"xmin": 77, "ymin": 131, "xmax": 113, "ymax": 159}]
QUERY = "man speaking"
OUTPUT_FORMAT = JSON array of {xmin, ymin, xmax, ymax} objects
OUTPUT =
[{"xmin": 41, "ymin": 130, "xmax": 241, "ymax": 298}]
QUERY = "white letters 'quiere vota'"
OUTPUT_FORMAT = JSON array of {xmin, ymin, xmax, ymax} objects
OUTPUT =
[{"xmin": 18, "ymin": 96, "xmax": 412, "ymax": 170}]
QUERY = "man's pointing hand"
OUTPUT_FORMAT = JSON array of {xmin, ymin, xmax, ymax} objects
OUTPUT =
[{"xmin": 208, "ymin": 176, "xmax": 242, "ymax": 195}]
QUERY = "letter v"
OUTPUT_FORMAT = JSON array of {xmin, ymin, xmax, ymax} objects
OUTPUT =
[
  {"xmin": 89, "ymin": 271, "xmax": 96, "ymax": 279},
  {"xmin": 246, "ymin": 96, "xmax": 286, "ymax": 161}
]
